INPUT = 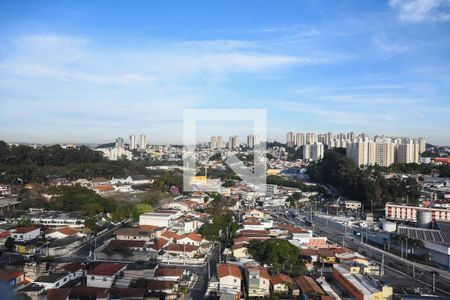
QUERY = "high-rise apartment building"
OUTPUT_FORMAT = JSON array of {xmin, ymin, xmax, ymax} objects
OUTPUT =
[
  {"xmin": 115, "ymin": 137, "xmax": 124, "ymax": 149},
  {"xmin": 396, "ymin": 141, "xmax": 419, "ymax": 164},
  {"xmin": 305, "ymin": 132, "xmax": 317, "ymax": 144},
  {"xmin": 228, "ymin": 135, "xmax": 240, "ymax": 149},
  {"xmin": 346, "ymin": 141, "xmax": 370, "ymax": 167},
  {"xmin": 375, "ymin": 143, "xmax": 395, "ymax": 167},
  {"xmin": 139, "ymin": 134, "xmax": 146, "ymax": 150},
  {"xmin": 303, "ymin": 142, "xmax": 324, "ymax": 162},
  {"xmin": 286, "ymin": 132, "xmax": 295, "ymax": 148},
  {"xmin": 311, "ymin": 142, "xmax": 324, "ymax": 161},
  {"xmin": 129, "ymin": 135, "xmax": 137, "ymax": 150},
  {"xmin": 247, "ymin": 135, "xmax": 259, "ymax": 149},
  {"xmin": 295, "ymin": 132, "xmax": 305, "ymax": 147},
  {"xmin": 418, "ymin": 138, "xmax": 426, "ymax": 154}
]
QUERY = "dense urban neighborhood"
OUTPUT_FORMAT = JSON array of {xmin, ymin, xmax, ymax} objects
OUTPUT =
[{"xmin": 1, "ymin": 133, "xmax": 450, "ymax": 300}]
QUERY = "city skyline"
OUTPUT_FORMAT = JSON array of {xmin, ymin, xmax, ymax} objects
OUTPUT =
[{"xmin": 1, "ymin": 1, "xmax": 450, "ymax": 145}]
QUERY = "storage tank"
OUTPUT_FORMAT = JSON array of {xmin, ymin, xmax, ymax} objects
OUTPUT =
[
  {"xmin": 382, "ymin": 222, "xmax": 397, "ymax": 233},
  {"xmin": 418, "ymin": 211, "xmax": 432, "ymax": 228}
]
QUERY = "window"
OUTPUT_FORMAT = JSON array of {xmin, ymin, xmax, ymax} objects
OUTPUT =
[
  {"xmin": 103, "ymin": 277, "xmax": 107, "ymax": 281},
  {"xmin": 234, "ymin": 279, "xmax": 237, "ymax": 283},
  {"xmin": 91, "ymin": 276, "xmax": 95, "ymax": 280}
]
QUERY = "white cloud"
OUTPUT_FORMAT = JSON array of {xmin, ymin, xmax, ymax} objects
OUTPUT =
[{"xmin": 389, "ymin": 0, "xmax": 450, "ymax": 23}]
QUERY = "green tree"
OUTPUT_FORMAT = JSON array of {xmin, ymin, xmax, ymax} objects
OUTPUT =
[
  {"xmin": 4, "ymin": 237, "xmax": 15, "ymax": 252},
  {"xmin": 132, "ymin": 203, "xmax": 154, "ymax": 221},
  {"xmin": 248, "ymin": 239, "xmax": 304, "ymax": 273}
]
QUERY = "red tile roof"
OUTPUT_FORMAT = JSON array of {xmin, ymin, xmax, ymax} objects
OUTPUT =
[
  {"xmin": 294, "ymin": 276, "xmax": 326, "ymax": 295},
  {"xmin": 166, "ymin": 244, "xmax": 199, "ymax": 252},
  {"xmin": 50, "ymin": 227, "xmax": 79, "ymax": 236},
  {"xmin": 60, "ymin": 262, "xmax": 83, "ymax": 273},
  {"xmin": 217, "ymin": 263, "xmax": 242, "ymax": 279},
  {"xmin": 108, "ymin": 240, "xmax": 146, "ymax": 248},
  {"xmin": 138, "ymin": 225, "xmax": 160, "ymax": 231},
  {"xmin": 47, "ymin": 288, "xmax": 70, "ymax": 300},
  {"xmin": 150, "ymin": 238, "xmax": 168, "ymax": 251},
  {"xmin": 87, "ymin": 263, "xmax": 127, "ymax": 276},
  {"xmin": 238, "ymin": 230, "xmax": 270, "ymax": 237},
  {"xmin": 161, "ymin": 230, "xmax": 182, "ymax": 240},
  {"xmin": 180, "ymin": 232, "xmax": 203, "ymax": 242},
  {"xmin": 155, "ymin": 267, "xmax": 185, "ymax": 277},
  {"xmin": 0, "ymin": 270, "xmax": 23, "ymax": 282},
  {"xmin": 271, "ymin": 274, "xmax": 292, "ymax": 286},
  {"xmin": 147, "ymin": 279, "xmax": 176, "ymax": 291},
  {"xmin": 15, "ymin": 226, "xmax": 39, "ymax": 234}
]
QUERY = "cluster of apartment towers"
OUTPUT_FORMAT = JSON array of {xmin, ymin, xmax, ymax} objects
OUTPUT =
[
  {"xmin": 209, "ymin": 135, "xmax": 259, "ymax": 150},
  {"xmin": 115, "ymin": 134, "xmax": 147, "ymax": 150},
  {"xmin": 287, "ymin": 132, "xmax": 426, "ymax": 167}
]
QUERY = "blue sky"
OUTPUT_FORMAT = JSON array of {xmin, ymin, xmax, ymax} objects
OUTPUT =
[{"xmin": 0, "ymin": 0, "xmax": 449, "ymax": 145}]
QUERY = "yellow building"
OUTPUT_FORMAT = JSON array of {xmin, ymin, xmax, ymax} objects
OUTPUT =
[{"xmin": 232, "ymin": 244, "xmax": 248, "ymax": 259}]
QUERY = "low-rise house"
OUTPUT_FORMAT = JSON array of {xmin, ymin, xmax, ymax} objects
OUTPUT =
[
  {"xmin": 0, "ymin": 270, "xmax": 25, "ymax": 288},
  {"xmin": 232, "ymin": 244, "xmax": 249, "ymax": 259},
  {"xmin": 243, "ymin": 209, "xmax": 265, "ymax": 220},
  {"xmin": 34, "ymin": 272, "xmax": 72, "ymax": 290},
  {"xmin": 47, "ymin": 287, "xmax": 109, "ymax": 300},
  {"xmin": 149, "ymin": 238, "xmax": 168, "ymax": 252},
  {"xmin": 126, "ymin": 175, "xmax": 152, "ymax": 185},
  {"xmin": 90, "ymin": 177, "xmax": 110, "ymax": 186},
  {"xmin": 114, "ymin": 227, "xmax": 155, "ymax": 241},
  {"xmin": 12, "ymin": 226, "xmax": 41, "ymax": 242},
  {"xmin": 47, "ymin": 235, "xmax": 86, "ymax": 256},
  {"xmin": 177, "ymin": 232, "xmax": 205, "ymax": 246},
  {"xmin": 166, "ymin": 244, "xmax": 200, "ymax": 258},
  {"xmin": 87, "ymin": 263, "xmax": 127, "ymax": 288},
  {"xmin": 147, "ymin": 279, "xmax": 178, "ymax": 294},
  {"xmin": 245, "ymin": 263, "xmax": 270, "ymax": 297},
  {"xmin": 92, "ymin": 184, "xmax": 115, "ymax": 194},
  {"xmin": 271, "ymin": 273, "xmax": 293, "ymax": 295},
  {"xmin": 217, "ymin": 263, "xmax": 242, "ymax": 295},
  {"xmin": 46, "ymin": 227, "xmax": 82, "ymax": 239},
  {"xmin": 154, "ymin": 267, "xmax": 188, "ymax": 281},
  {"xmin": 58, "ymin": 262, "xmax": 85, "ymax": 280}
]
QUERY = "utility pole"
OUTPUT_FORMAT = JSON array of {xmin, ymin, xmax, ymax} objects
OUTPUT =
[
  {"xmin": 432, "ymin": 272, "xmax": 436, "ymax": 292},
  {"xmin": 401, "ymin": 240, "xmax": 403, "ymax": 258},
  {"xmin": 381, "ymin": 254, "xmax": 385, "ymax": 277}
]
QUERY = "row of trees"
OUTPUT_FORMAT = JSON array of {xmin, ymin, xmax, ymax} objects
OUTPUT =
[
  {"xmin": 308, "ymin": 150, "xmax": 421, "ymax": 209},
  {"xmin": 248, "ymin": 239, "xmax": 304, "ymax": 275},
  {"xmin": 0, "ymin": 141, "xmax": 106, "ymax": 166},
  {"xmin": 266, "ymin": 175, "xmax": 327, "ymax": 194}
]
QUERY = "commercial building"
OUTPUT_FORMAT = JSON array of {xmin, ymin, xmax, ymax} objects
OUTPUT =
[
  {"xmin": 139, "ymin": 212, "xmax": 178, "ymax": 227},
  {"xmin": 386, "ymin": 203, "xmax": 450, "ymax": 223},
  {"xmin": 333, "ymin": 265, "xmax": 393, "ymax": 300}
]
